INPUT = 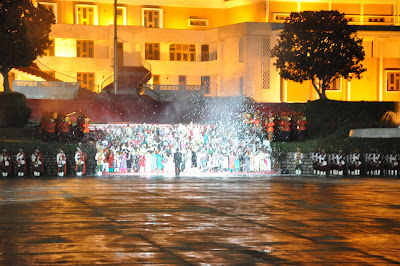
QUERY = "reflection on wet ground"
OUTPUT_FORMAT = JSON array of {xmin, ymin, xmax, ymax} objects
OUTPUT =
[{"xmin": 0, "ymin": 174, "xmax": 400, "ymax": 264}]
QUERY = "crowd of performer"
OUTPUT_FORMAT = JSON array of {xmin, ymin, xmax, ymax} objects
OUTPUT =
[
  {"xmin": 93, "ymin": 122, "xmax": 277, "ymax": 177},
  {"xmin": 1, "ymin": 119, "xmax": 399, "ymax": 177},
  {"xmin": 312, "ymin": 148, "xmax": 399, "ymax": 176}
]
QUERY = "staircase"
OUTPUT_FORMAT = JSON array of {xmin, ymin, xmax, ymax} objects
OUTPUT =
[
  {"xmin": 101, "ymin": 66, "xmax": 152, "ymax": 94},
  {"xmin": 15, "ymin": 63, "xmax": 62, "ymax": 82}
]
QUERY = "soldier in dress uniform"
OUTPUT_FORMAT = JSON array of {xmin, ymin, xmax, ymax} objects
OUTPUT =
[
  {"xmin": 318, "ymin": 149, "xmax": 328, "ymax": 176},
  {"xmin": 75, "ymin": 147, "xmax": 85, "ymax": 176},
  {"xmin": 294, "ymin": 147, "xmax": 303, "ymax": 175},
  {"xmin": 57, "ymin": 148, "xmax": 67, "ymax": 177},
  {"xmin": 31, "ymin": 148, "xmax": 44, "ymax": 177},
  {"xmin": 16, "ymin": 148, "xmax": 27, "ymax": 177},
  {"xmin": 348, "ymin": 149, "xmax": 362, "ymax": 176},
  {"xmin": 1, "ymin": 148, "xmax": 11, "ymax": 177},
  {"xmin": 388, "ymin": 150, "xmax": 399, "ymax": 176}
]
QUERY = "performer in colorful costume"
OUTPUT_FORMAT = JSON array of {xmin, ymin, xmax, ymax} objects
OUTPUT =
[{"xmin": 95, "ymin": 148, "xmax": 105, "ymax": 176}]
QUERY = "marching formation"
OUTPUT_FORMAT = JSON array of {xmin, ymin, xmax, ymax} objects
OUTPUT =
[
  {"xmin": 312, "ymin": 149, "xmax": 399, "ymax": 176},
  {"xmin": 1, "ymin": 148, "xmax": 44, "ymax": 177}
]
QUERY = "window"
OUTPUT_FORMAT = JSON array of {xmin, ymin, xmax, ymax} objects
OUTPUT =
[
  {"xmin": 239, "ymin": 77, "xmax": 244, "ymax": 95},
  {"xmin": 169, "ymin": 44, "xmax": 196, "ymax": 61},
  {"xmin": 77, "ymin": 40, "xmax": 94, "ymax": 58},
  {"xmin": 239, "ymin": 38, "xmax": 244, "ymax": 63},
  {"xmin": 77, "ymin": 72, "xmax": 95, "ymax": 91},
  {"xmin": 76, "ymin": 5, "xmax": 97, "ymax": 25},
  {"xmin": 179, "ymin": 76, "xmax": 187, "ymax": 85},
  {"xmin": 201, "ymin": 45, "xmax": 209, "ymax": 62},
  {"xmin": 387, "ymin": 71, "xmax": 400, "ymax": 91},
  {"xmin": 188, "ymin": 18, "xmax": 208, "ymax": 27},
  {"xmin": 142, "ymin": 8, "xmax": 163, "ymax": 28},
  {"xmin": 42, "ymin": 39, "xmax": 55, "ymax": 56},
  {"xmin": 368, "ymin": 17, "xmax": 386, "ymax": 23},
  {"xmin": 201, "ymin": 76, "xmax": 210, "ymax": 95},
  {"xmin": 116, "ymin": 6, "xmax": 127, "ymax": 25},
  {"xmin": 326, "ymin": 79, "xmax": 340, "ymax": 91},
  {"xmin": 145, "ymin": 43, "xmax": 160, "ymax": 60},
  {"xmin": 273, "ymin": 13, "xmax": 290, "ymax": 22},
  {"xmin": 153, "ymin": 75, "xmax": 160, "ymax": 85},
  {"xmin": 38, "ymin": 2, "xmax": 57, "ymax": 23}
]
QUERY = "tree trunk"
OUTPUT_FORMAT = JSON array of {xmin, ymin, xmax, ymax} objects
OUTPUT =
[
  {"xmin": 311, "ymin": 79, "xmax": 323, "ymax": 99},
  {"xmin": 319, "ymin": 89, "xmax": 327, "ymax": 100},
  {"xmin": 0, "ymin": 69, "xmax": 11, "ymax": 93}
]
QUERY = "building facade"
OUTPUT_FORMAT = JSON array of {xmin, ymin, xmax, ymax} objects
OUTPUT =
[{"xmin": 4, "ymin": 0, "xmax": 400, "ymax": 103}]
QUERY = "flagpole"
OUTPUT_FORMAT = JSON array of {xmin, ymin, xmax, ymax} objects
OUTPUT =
[{"xmin": 114, "ymin": 0, "xmax": 118, "ymax": 94}]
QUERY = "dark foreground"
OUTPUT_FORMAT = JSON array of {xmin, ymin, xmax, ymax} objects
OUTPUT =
[{"xmin": 0, "ymin": 174, "xmax": 399, "ymax": 265}]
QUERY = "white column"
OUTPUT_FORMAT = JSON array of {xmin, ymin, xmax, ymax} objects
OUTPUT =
[
  {"xmin": 379, "ymin": 38, "xmax": 384, "ymax": 102},
  {"xmin": 347, "ymin": 80, "xmax": 351, "ymax": 101}
]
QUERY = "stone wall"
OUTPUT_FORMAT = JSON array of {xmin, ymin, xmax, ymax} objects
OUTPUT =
[{"xmin": 278, "ymin": 152, "xmax": 313, "ymax": 175}]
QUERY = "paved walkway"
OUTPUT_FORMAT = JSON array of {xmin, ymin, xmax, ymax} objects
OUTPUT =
[{"xmin": 0, "ymin": 175, "xmax": 400, "ymax": 265}]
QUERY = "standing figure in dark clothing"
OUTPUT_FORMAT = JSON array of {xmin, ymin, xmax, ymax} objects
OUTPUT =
[
  {"xmin": 173, "ymin": 149, "xmax": 183, "ymax": 177},
  {"xmin": 191, "ymin": 149, "xmax": 197, "ymax": 168}
]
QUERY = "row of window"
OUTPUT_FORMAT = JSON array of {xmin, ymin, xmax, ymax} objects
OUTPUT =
[
  {"xmin": 44, "ymin": 40, "xmax": 211, "ymax": 62},
  {"xmin": 321, "ymin": 72, "xmax": 400, "ymax": 92},
  {"xmin": 39, "ymin": 2, "xmax": 207, "ymax": 29}
]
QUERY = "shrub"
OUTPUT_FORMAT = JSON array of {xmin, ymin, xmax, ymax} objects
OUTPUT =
[{"xmin": 0, "ymin": 92, "xmax": 32, "ymax": 127}]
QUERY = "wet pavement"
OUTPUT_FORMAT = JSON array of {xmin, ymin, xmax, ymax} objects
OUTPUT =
[{"xmin": 1, "ymin": 174, "xmax": 400, "ymax": 265}]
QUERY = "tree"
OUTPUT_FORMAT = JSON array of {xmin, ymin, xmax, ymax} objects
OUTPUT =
[
  {"xmin": 271, "ymin": 10, "xmax": 366, "ymax": 100},
  {"xmin": 0, "ymin": 0, "xmax": 55, "ymax": 93}
]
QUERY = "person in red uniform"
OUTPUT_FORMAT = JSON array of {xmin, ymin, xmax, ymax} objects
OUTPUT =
[
  {"xmin": 56, "ymin": 113, "xmax": 71, "ymax": 142},
  {"xmin": 77, "ymin": 112, "xmax": 90, "ymax": 142},
  {"xmin": 279, "ymin": 114, "xmax": 291, "ymax": 141},
  {"xmin": 41, "ymin": 112, "xmax": 56, "ymax": 142},
  {"xmin": 296, "ymin": 115, "xmax": 307, "ymax": 142},
  {"xmin": 265, "ymin": 117, "xmax": 275, "ymax": 142}
]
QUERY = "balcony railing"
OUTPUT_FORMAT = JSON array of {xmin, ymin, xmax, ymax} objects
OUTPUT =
[
  {"xmin": 144, "ymin": 84, "xmax": 206, "ymax": 92},
  {"xmin": 142, "ymin": 84, "xmax": 207, "ymax": 101},
  {"xmin": 272, "ymin": 12, "xmax": 400, "ymax": 26}
]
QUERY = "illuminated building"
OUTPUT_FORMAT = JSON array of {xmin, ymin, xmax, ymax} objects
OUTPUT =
[{"xmin": 3, "ymin": 0, "xmax": 400, "ymax": 102}]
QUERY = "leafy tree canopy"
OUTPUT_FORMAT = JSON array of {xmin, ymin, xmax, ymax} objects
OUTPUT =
[
  {"xmin": 0, "ymin": 0, "xmax": 55, "ymax": 93},
  {"xmin": 271, "ymin": 10, "xmax": 366, "ymax": 100}
]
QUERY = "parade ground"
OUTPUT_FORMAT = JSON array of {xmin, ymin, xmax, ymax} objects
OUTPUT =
[{"xmin": 0, "ymin": 174, "xmax": 399, "ymax": 265}]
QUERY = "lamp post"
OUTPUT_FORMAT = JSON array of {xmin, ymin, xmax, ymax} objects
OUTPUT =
[{"xmin": 113, "ymin": 0, "xmax": 118, "ymax": 94}]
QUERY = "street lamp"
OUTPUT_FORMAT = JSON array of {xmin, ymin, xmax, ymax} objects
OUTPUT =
[{"xmin": 114, "ymin": 0, "xmax": 118, "ymax": 94}]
